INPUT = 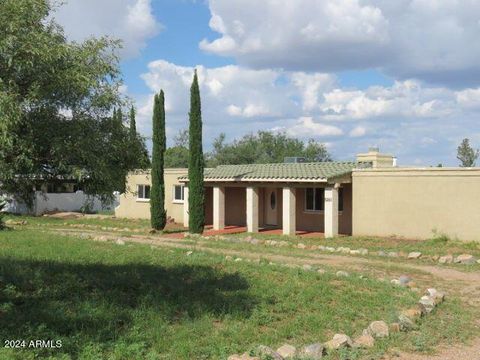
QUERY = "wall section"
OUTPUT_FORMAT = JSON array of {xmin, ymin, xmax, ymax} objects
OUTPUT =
[
  {"xmin": 115, "ymin": 169, "xmax": 187, "ymax": 222},
  {"xmin": 352, "ymin": 168, "xmax": 480, "ymax": 241}
]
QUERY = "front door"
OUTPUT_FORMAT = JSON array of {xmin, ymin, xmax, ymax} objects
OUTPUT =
[{"xmin": 265, "ymin": 188, "xmax": 278, "ymax": 225}]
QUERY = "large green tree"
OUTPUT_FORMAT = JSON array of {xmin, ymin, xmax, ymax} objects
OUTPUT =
[
  {"xmin": 165, "ymin": 129, "xmax": 189, "ymax": 168},
  {"xmin": 150, "ymin": 91, "xmax": 167, "ymax": 230},
  {"xmin": 457, "ymin": 138, "xmax": 479, "ymax": 167},
  {"xmin": 188, "ymin": 71, "xmax": 205, "ymax": 234},
  {"xmin": 207, "ymin": 131, "xmax": 331, "ymax": 166},
  {"xmin": 0, "ymin": 0, "xmax": 144, "ymax": 205}
]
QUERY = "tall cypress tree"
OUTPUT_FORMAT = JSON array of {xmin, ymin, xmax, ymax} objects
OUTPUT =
[
  {"xmin": 129, "ymin": 105, "xmax": 136, "ymax": 140},
  {"xmin": 150, "ymin": 91, "xmax": 167, "ymax": 230},
  {"xmin": 116, "ymin": 107, "xmax": 123, "ymax": 125},
  {"xmin": 188, "ymin": 70, "xmax": 205, "ymax": 233}
]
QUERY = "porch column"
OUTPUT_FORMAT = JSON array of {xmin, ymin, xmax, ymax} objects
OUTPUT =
[
  {"xmin": 183, "ymin": 186, "xmax": 189, "ymax": 228},
  {"xmin": 282, "ymin": 187, "xmax": 296, "ymax": 235},
  {"xmin": 213, "ymin": 186, "xmax": 225, "ymax": 230},
  {"xmin": 246, "ymin": 186, "xmax": 259, "ymax": 233},
  {"xmin": 324, "ymin": 185, "xmax": 339, "ymax": 238}
]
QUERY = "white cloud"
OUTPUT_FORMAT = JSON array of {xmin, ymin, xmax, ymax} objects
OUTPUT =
[
  {"xmin": 52, "ymin": 0, "xmax": 161, "ymax": 58},
  {"xmin": 321, "ymin": 80, "xmax": 456, "ymax": 120},
  {"xmin": 349, "ymin": 126, "xmax": 366, "ymax": 137},
  {"xmin": 455, "ymin": 88, "xmax": 480, "ymax": 109},
  {"xmin": 284, "ymin": 117, "xmax": 343, "ymax": 137},
  {"xmin": 201, "ymin": 0, "xmax": 480, "ymax": 87},
  {"xmin": 137, "ymin": 59, "xmax": 480, "ymax": 165}
]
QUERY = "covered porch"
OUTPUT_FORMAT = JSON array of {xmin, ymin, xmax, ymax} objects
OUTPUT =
[
  {"xmin": 183, "ymin": 182, "xmax": 352, "ymax": 238},
  {"xmin": 180, "ymin": 162, "xmax": 358, "ymax": 238}
]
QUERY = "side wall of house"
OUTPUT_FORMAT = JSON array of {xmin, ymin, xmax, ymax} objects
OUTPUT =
[
  {"xmin": 115, "ymin": 169, "xmax": 187, "ymax": 223},
  {"xmin": 352, "ymin": 168, "xmax": 480, "ymax": 242}
]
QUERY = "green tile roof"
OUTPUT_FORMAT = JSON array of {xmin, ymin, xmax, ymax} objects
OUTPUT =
[{"xmin": 179, "ymin": 161, "xmax": 371, "ymax": 183}]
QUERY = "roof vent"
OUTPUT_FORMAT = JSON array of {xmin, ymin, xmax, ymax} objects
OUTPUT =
[{"xmin": 284, "ymin": 157, "xmax": 306, "ymax": 163}]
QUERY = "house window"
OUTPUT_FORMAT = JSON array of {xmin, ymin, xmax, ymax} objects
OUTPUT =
[
  {"xmin": 137, "ymin": 185, "xmax": 150, "ymax": 200},
  {"xmin": 173, "ymin": 185, "xmax": 184, "ymax": 203},
  {"xmin": 305, "ymin": 188, "xmax": 324, "ymax": 211},
  {"xmin": 305, "ymin": 187, "xmax": 344, "ymax": 212}
]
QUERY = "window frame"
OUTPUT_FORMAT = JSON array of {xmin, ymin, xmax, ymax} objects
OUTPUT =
[
  {"xmin": 172, "ymin": 185, "xmax": 185, "ymax": 204},
  {"xmin": 136, "ymin": 184, "xmax": 151, "ymax": 202},
  {"xmin": 304, "ymin": 188, "xmax": 324, "ymax": 212}
]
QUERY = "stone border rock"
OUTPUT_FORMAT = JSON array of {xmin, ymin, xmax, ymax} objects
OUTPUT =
[
  {"xmin": 223, "ymin": 254, "xmax": 446, "ymax": 360},
  {"xmin": 190, "ymin": 234, "xmax": 480, "ymax": 266}
]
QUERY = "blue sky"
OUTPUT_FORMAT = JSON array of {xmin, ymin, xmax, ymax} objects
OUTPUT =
[
  {"xmin": 55, "ymin": 0, "xmax": 480, "ymax": 166},
  {"xmin": 121, "ymin": 0, "xmax": 233, "ymax": 95}
]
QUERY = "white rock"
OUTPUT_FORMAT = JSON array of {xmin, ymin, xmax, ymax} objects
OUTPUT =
[
  {"xmin": 276, "ymin": 344, "xmax": 296, "ymax": 358},
  {"xmin": 350, "ymin": 250, "xmax": 361, "ymax": 255},
  {"xmin": 324, "ymin": 334, "xmax": 353, "ymax": 351},
  {"xmin": 419, "ymin": 296, "xmax": 436, "ymax": 313},
  {"xmin": 302, "ymin": 264, "xmax": 313, "ymax": 271},
  {"xmin": 297, "ymin": 243, "xmax": 306, "ymax": 249},
  {"xmin": 115, "ymin": 239, "xmax": 125, "ymax": 245},
  {"xmin": 398, "ymin": 314, "xmax": 415, "ymax": 331},
  {"xmin": 454, "ymin": 254, "xmax": 477, "ymax": 265},
  {"xmin": 256, "ymin": 345, "xmax": 283, "ymax": 360},
  {"xmin": 408, "ymin": 252, "xmax": 422, "ymax": 259},
  {"xmin": 425, "ymin": 288, "xmax": 445, "ymax": 303},
  {"xmin": 186, "ymin": 251, "xmax": 193, "ymax": 256},
  {"xmin": 299, "ymin": 343, "xmax": 324, "ymax": 359},
  {"xmin": 353, "ymin": 334, "xmax": 375, "ymax": 348},
  {"xmin": 336, "ymin": 271, "xmax": 349, "ymax": 277},
  {"xmin": 367, "ymin": 321, "xmax": 389, "ymax": 338},
  {"xmin": 358, "ymin": 248, "xmax": 369, "ymax": 255},
  {"xmin": 337, "ymin": 247, "xmax": 351, "ymax": 254},
  {"xmin": 438, "ymin": 255, "xmax": 453, "ymax": 264},
  {"xmin": 234, "ymin": 258, "xmax": 243, "ymax": 262},
  {"xmin": 391, "ymin": 279, "xmax": 401, "ymax": 286}
]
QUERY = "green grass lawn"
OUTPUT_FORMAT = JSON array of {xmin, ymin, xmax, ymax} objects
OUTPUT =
[
  {"xmin": 4, "ymin": 214, "xmax": 185, "ymax": 234},
  {"xmin": 0, "ymin": 228, "xmax": 425, "ymax": 360}
]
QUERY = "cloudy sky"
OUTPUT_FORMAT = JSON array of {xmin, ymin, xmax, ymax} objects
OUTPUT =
[{"xmin": 53, "ymin": 0, "xmax": 480, "ymax": 166}]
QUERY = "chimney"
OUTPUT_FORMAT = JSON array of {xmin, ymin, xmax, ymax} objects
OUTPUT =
[{"xmin": 356, "ymin": 147, "xmax": 395, "ymax": 168}]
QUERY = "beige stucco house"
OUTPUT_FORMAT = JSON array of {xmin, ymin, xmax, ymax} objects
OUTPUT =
[
  {"xmin": 115, "ymin": 168, "xmax": 188, "ymax": 222},
  {"xmin": 115, "ymin": 148, "xmax": 480, "ymax": 242}
]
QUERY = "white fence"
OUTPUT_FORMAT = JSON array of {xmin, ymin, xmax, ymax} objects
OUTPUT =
[{"xmin": 3, "ymin": 191, "xmax": 120, "ymax": 216}]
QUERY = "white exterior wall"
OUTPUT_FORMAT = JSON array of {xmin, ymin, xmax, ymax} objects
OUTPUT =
[{"xmin": 2, "ymin": 191, "xmax": 119, "ymax": 216}]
